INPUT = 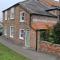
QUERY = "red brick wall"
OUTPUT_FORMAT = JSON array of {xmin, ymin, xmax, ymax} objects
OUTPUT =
[
  {"xmin": 30, "ymin": 29, "xmax": 36, "ymax": 50},
  {"xmin": 40, "ymin": 41, "xmax": 60, "ymax": 56},
  {"xmin": 3, "ymin": 5, "xmax": 30, "ymax": 46}
]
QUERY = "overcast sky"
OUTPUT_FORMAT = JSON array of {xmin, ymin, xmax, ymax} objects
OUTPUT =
[
  {"xmin": 0, "ymin": 0, "xmax": 59, "ymax": 21},
  {"xmin": 0, "ymin": 0, "xmax": 24, "ymax": 21}
]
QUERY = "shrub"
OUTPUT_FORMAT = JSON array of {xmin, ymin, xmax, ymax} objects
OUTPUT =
[{"xmin": 53, "ymin": 22, "xmax": 60, "ymax": 44}]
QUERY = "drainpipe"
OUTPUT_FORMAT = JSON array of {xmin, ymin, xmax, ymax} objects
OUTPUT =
[{"xmin": 30, "ymin": 14, "xmax": 31, "ymax": 28}]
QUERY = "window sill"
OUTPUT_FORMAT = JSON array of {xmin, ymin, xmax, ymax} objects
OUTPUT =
[
  {"xmin": 19, "ymin": 37, "xmax": 24, "ymax": 40},
  {"xmin": 10, "ymin": 35, "xmax": 14, "ymax": 38},
  {"xmin": 10, "ymin": 18, "xmax": 14, "ymax": 19},
  {"xmin": 5, "ymin": 19, "xmax": 7, "ymax": 20},
  {"xmin": 19, "ymin": 21, "xmax": 24, "ymax": 22},
  {"xmin": 4, "ymin": 34, "xmax": 7, "ymax": 36}
]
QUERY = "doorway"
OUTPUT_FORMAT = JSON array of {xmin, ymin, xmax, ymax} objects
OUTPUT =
[
  {"xmin": 36, "ymin": 30, "xmax": 47, "ymax": 51},
  {"xmin": 25, "ymin": 29, "xmax": 30, "ymax": 48}
]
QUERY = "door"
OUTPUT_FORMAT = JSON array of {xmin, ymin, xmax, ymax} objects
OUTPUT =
[{"xmin": 25, "ymin": 29, "xmax": 30, "ymax": 48}]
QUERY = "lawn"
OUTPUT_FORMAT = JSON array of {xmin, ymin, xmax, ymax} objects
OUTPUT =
[{"xmin": 0, "ymin": 43, "xmax": 30, "ymax": 60}]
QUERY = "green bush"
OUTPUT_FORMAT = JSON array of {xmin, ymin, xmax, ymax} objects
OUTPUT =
[{"xmin": 53, "ymin": 22, "xmax": 60, "ymax": 44}]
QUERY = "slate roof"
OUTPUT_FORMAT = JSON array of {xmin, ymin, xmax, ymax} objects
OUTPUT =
[
  {"xmin": 46, "ymin": 7, "xmax": 60, "ymax": 11},
  {"xmin": 3, "ymin": 0, "xmax": 57, "ymax": 17},
  {"xmin": 19, "ymin": 0, "xmax": 56, "ymax": 17}
]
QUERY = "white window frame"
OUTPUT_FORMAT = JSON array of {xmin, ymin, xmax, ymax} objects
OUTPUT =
[
  {"xmin": 10, "ymin": 7, "xmax": 14, "ymax": 19},
  {"xmin": 20, "ymin": 11, "xmax": 25, "ymax": 22},
  {"xmin": 5, "ymin": 11, "xmax": 7, "ymax": 20},
  {"xmin": 4, "ymin": 28, "xmax": 7, "ymax": 36},
  {"xmin": 10, "ymin": 26, "xmax": 14, "ymax": 38},
  {"xmin": 19, "ymin": 29, "xmax": 25, "ymax": 40}
]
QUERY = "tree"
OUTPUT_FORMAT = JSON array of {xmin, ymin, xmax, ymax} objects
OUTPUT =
[{"xmin": 54, "ymin": 22, "xmax": 60, "ymax": 44}]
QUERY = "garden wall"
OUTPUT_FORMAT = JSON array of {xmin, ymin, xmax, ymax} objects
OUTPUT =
[{"xmin": 40, "ymin": 41, "xmax": 60, "ymax": 56}]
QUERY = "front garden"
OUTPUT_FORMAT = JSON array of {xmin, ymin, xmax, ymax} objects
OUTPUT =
[{"xmin": 0, "ymin": 43, "xmax": 30, "ymax": 60}]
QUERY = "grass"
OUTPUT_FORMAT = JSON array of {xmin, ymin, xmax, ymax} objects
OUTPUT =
[{"xmin": 0, "ymin": 43, "xmax": 30, "ymax": 60}]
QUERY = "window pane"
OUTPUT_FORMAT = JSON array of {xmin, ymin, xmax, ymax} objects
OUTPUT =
[
  {"xmin": 10, "ymin": 8, "xmax": 14, "ymax": 19},
  {"xmin": 22, "ymin": 17, "xmax": 24, "ymax": 20},
  {"xmin": 19, "ymin": 29, "xmax": 25, "ymax": 39},
  {"xmin": 20, "ymin": 12, "xmax": 25, "ymax": 22},
  {"xmin": 22, "ymin": 13, "xmax": 24, "ymax": 16}
]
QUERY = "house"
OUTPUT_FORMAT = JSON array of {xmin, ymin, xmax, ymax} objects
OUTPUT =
[{"xmin": 3, "ymin": 0, "xmax": 59, "ymax": 51}]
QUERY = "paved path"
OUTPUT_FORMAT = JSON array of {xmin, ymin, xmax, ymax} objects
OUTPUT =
[{"xmin": 0, "ymin": 36, "xmax": 60, "ymax": 60}]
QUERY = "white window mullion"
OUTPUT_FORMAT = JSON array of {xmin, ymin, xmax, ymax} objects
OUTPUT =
[{"xmin": 5, "ymin": 11, "xmax": 7, "ymax": 20}]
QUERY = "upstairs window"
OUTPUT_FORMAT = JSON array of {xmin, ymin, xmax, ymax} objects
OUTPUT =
[
  {"xmin": 20, "ymin": 11, "xmax": 25, "ymax": 22},
  {"xmin": 5, "ymin": 11, "xmax": 7, "ymax": 20},
  {"xmin": 10, "ymin": 7, "xmax": 14, "ymax": 19}
]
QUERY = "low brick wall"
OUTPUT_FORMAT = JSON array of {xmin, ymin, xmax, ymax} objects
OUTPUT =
[{"xmin": 40, "ymin": 41, "xmax": 60, "ymax": 56}]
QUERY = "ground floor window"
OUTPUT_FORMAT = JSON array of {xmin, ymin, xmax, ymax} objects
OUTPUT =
[
  {"xmin": 10, "ymin": 26, "xmax": 14, "ymax": 38},
  {"xmin": 19, "ymin": 29, "xmax": 25, "ymax": 40},
  {"xmin": 4, "ymin": 28, "xmax": 7, "ymax": 36}
]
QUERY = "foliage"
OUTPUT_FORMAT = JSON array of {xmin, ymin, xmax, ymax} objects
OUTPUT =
[
  {"xmin": 47, "ymin": 27, "xmax": 55, "ymax": 43},
  {"xmin": 46, "ymin": 22, "xmax": 60, "ymax": 44},
  {"xmin": 40, "ymin": 22, "xmax": 60, "ymax": 44},
  {"xmin": 53, "ymin": 22, "xmax": 60, "ymax": 44}
]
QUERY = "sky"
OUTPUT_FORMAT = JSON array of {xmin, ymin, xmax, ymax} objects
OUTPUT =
[{"xmin": 0, "ymin": 0, "xmax": 59, "ymax": 21}]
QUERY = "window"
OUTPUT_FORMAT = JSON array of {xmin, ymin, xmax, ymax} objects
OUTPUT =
[
  {"xmin": 5, "ymin": 11, "xmax": 7, "ymax": 20},
  {"xmin": 10, "ymin": 7, "xmax": 14, "ymax": 19},
  {"xmin": 10, "ymin": 26, "xmax": 14, "ymax": 38},
  {"xmin": 4, "ymin": 28, "xmax": 7, "ymax": 35},
  {"xmin": 20, "ymin": 11, "xmax": 25, "ymax": 22},
  {"xmin": 19, "ymin": 29, "xmax": 25, "ymax": 40}
]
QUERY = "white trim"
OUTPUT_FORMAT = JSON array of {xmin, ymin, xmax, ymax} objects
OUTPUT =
[
  {"xmin": 20, "ymin": 11, "xmax": 25, "ymax": 22},
  {"xmin": 10, "ymin": 26, "xmax": 14, "ymax": 38},
  {"xmin": 5, "ymin": 11, "xmax": 7, "ymax": 20},
  {"xmin": 19, "ymin": 29, "xmax": 25, "ymax": 40}
]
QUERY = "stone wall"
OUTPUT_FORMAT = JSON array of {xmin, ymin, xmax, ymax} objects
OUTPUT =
[{"xmin": 40, "ymin": 41, "xmax": 60, "ymax": 56}]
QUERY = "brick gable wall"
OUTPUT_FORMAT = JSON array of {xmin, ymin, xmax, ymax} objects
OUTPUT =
[{"xmin": 3, "ymin": 5, "xmax": 30, "ymax": 46}]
